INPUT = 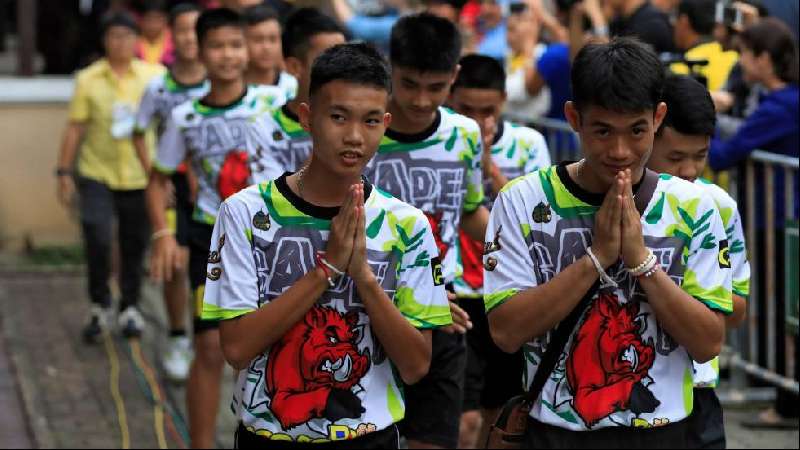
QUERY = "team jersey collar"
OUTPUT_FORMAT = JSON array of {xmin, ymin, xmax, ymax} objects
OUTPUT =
[
  {"xmin": 196, "ymin": 86, "xmax": 248, "ymax": 115},
  {"xmin": 556, "ymin": 161, "xmax": 645, "ymax": 207},
  {"xmin": 165, "ymin": 70, "xmax": 207, "ymax": 92},
  {"xmin": 384, "ymin": 108, "xmax": 442, "ymax": 143},
  {"xmin": 273, "ymin": 172, "xmax": 374, "ymax": 220},
  {"xmin": 491, "ymin": 120, "xmax": 505, "ymax": 147}
]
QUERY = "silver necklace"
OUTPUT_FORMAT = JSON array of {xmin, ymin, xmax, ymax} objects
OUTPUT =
[{"xmin": 296, "ymin": 165, "xmax": 307, "ymax": 199}]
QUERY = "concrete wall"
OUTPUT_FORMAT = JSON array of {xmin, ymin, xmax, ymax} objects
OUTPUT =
[{"xmin": 0, "ymin": 78, "xmax": 80, "ymax": 252}]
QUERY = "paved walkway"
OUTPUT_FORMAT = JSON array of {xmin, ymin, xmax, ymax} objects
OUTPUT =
[{"xmin": 0, "ymin": 270, "xmax": 797, "ymax": 449}]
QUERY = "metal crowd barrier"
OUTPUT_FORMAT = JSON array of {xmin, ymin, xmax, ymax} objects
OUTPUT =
[{"xmin": 504, "ymin": 114, "xmax": 799, "ymax": 395}]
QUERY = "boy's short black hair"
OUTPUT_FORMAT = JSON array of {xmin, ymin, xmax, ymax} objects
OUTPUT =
[
  {"xmin": 101, "ymin": 11, "xmax": 141, "ymax": 36},
  {"xmin": 282, "ymin": 8, "xmax": 346, "ymax": 60},
  {"xmin": 571, "ymin": 37, "xmax": 664, "ymax": 114},
  {"xmin": 196, "ymin": 8, "xmax": 245, "ymax": 47},
  {"xmin": 390, "ymin": 13, "xmax": 461, "ymax": 73},
  {"xmin": 678, "ymin": 0, "xmax": 715, "ymax": 36},
  {"xmin": 137, "ymin": 0, "xmax": 167, "ymax": 14},
  {"xmin": 169, "ymin": 3, "xmax": 201, "ymax": 27},
  {"xmin": 452, "ymin": 54, "xmax": 506, "ymax": 93},
  {"xmin": 426, "ymin": 0, "xmax": 468, "ymax": 12},
  {"xmin": 309, "ymin": 43, "xmax": 391, "ymax": 99},
  {"xmin": 242, "ymin": 4, "xmax": 280, "ymax": 27},
  {"xmin": 657, "ymin": 74, "xmax": 716, "ymax": 137}
]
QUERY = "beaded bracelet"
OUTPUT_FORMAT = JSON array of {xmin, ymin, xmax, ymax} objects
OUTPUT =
[{"xmin": 627, "ymin": 250, "xmax": 657, "ymax": 277}]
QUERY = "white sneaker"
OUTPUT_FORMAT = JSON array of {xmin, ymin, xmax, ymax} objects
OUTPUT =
[
  {"xmin": 118, "ymin": 306, "xmax": 145, "ymax": 338},
  {"xmin": 82, "ymin": 305, "xmax": 111, "ymax": 343},
  {"xmin": 163, "ymin": 335, "xmax": 192, "ymax": 382}
]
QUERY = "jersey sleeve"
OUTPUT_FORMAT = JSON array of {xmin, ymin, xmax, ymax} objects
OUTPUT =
[
  {"xmin": 682, "ymin": 194, "xmax": 734, "ymax": 315},
  {"xmin": 153, "ymin": 111, "xmax": 187, "ymax": 174},
  {"xmin": 729, "ymin": 209, "xmax": 751, "ymax": 297},
  {"xmin": 248, "ymin": 113, "xmax": 289, "ymax": 182},
  {"xmin": 393, "ymin": 213, "xmax": 453, "ymax": 329},
  {"xmin": 462, "ymin": 124, "xmax": 485, "ymax": 213},
  {"xmin": 202, "ymin": 199, "xmax": 260, "ymax": 321},
  {"xmin": 134, "ymin": 80, "xmax": 158, "ymax": 133},
  {"xmin": 483, "ymin": 189, "xmax": 538, "ymax": 314},
  {"xmin": 524, "ymin": 130, "xmax": 552, "ymax": 174}
]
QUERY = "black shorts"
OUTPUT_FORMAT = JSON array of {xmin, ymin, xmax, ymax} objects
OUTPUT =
[
  {"xmin": 188, "ymin": 219, "xmax": 218, "ymax": 333},
  {"xmin": 399, "ymin": 329, "xmax": 466, "ymax": 448},
  {"xmin": 461, "ymin": 297, "xmax": 524, "ymax": 411},
  {"xmin": 525, "ymin": 415, "xmax": 692, "ymax": 449},
  {"xmin": 687, "ymin": 388, "xmax": 725, "ymax": 449},
  {"xmin": 235, "ymin": 422, "xmax": 400, "ymax": 449},
  {"xmin": 171, "ymin": 172, "xmax": 192, "ymax": 247}
]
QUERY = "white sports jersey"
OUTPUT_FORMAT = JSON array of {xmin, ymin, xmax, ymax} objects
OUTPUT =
[
  {"xmin": 154, "ymin": 86, "xmax": 285, "ymax": 224},
  {"xmin": 134, "ymin": 71, "xmax": 210, "ymax": 134},
  {"xmin": 202, "ymin": 175, "xmax": 451, "ymax": 442},
  {"xmin": 692, "ymin": 178, "xmax": 750, "ymax": 388},
  {"xmin": 454, "ymin": 121, "xmax": 552, "ymax": 298},
  {"xmin": 484, "ymin": 165, "xmax": 732, "ymax": 431},
  {"xmin": 364, "ymin": 107, "xmax": 484, "ymax": 282}
]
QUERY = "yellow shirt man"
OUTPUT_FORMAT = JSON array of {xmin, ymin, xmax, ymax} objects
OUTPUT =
[
  {"xmin": 68, "ymin": 58, "xmax": 164, "ymax": 190},
  {"xmin": 671, "ymin": 40, "xmax": 738, "ymax": 91}
]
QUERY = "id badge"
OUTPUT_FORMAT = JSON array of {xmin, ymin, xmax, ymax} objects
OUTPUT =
[{"xmin": 110, "ymin": 102, "xmax": 136, "ymax": 139}]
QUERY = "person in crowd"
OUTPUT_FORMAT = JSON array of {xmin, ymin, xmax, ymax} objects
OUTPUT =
[
  {"xmin": 145, "ymin": 8, "xmax": 283, "ymax": 447},
  {"xmin": 447, "ymin": 53, "xmax": 551, "ymax": 449},
  {"xmin": 133, "ymin": 2, "xmax": 207, "ymax": 383},
  {"xmin": 671, "ymin": 0, "xmax": 738, "ymax": 91},
  {"xmin": 204, "ymin": 41, "xmax": 452, "ymax": 449},
  {"xmin": 242, "ymin": 4, "xmax": 299, "ymax": 101},
  {"xmin": 474, "ymin": 0, "xmax": 508, "ymax": 61},
  {"xmin": 484, "ymin": 37, "xmax": 731, "ymax": 448},
  {"xmin": 136, "ymin": 0, "xmax": 175, "ymax": 65},
  {"xmin": 648, "ymin": 73, "xmax": 750, "ymax": 449},
  {"xmin": 607, "ymin": 0, "xmax": 675, "ymax": 53},
  {"xmin": 363, "ymin": 13, "xmax": 489, "ymax": 449},
  {"xmin": 503, "ymin": 4, "xmax": 551, "ymax": 120},
  {"xmin": 56, "ymin": 11, "xmax": 165, "ymax": 342}
]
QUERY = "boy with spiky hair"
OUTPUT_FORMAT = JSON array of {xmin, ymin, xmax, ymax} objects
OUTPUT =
[
  {"xmin": 204, "ymin": 42, "xmax": 451, "ymax": 448},
  {"xmin": 447, "ymin": 53, "xmax": 551, "ymax": 448},
  {"xmin": 133, "ymin": 2, "xmax": 206, "ymax": 383},
  {"xmin": 648, "ymin": 73, "xmax": 750, "ymax": 449},
  {"xmin": 363, "ymin": 13, "xmax": 490, "ymax": 449},
  {"xmin": 145, "ymin": 8, "xmax": 283, "ymax": 447},
  {"xmin": 484, "ymin": 38, "xmax": 731, "ymax": 448},
  {"xmin": 241, "ymin": 4, "xmax": 298, "ymax": 101}
]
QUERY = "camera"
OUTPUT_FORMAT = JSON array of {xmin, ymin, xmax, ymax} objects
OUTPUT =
[{"xmin": 715, "ymin": 0, "xmax": 743, "ymax": 28}]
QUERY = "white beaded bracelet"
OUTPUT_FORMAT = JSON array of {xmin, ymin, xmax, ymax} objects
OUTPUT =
[{"xmin": 628, "ymin": 250, "xmax": 658, "ymax": 277}]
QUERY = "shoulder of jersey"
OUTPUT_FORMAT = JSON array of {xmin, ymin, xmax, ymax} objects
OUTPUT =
[
  {"xmin": 499, "ymin": 166, "xmax": 549, "ymax": 197},
  {"xmin": 170, "ymin": 99, "xmax": 202, "ymax": 126},
  {"xmin": 655, "ymin": 173, "xmax": 712, "ymax": 203},
  {"xmin": 440, "ymin": 107, "xmax": 480, "ymax": 132},
  {"xmin": 505, "ymin": 121, "xmax": 545, "ymax": 144},
  {"xmin": 695, "ymin": 178, "xmax": 738, "ymax": 211},
  {"xmin": 370, "ymin": 186, "xmax": 430, "ymax": 227},
  {"xmin": 249, "ymin": 84, "xmax": 288, "ymax": 109},
  {"xmin": 223, "ymin": 182, "xmax": 266, "ymax": 211},
  {"xmin": 146, "ymin": 73, "xmax": 168, "ymax": 92}
]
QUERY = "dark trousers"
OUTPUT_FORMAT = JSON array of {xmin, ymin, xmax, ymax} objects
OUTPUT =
[
  {"xmin": 524, "ymin": 416, "xmax": 691, "ymax": 449},
  {"xmin": 77, "ymin": 177, "xmax": 149, "ymax": 310}
]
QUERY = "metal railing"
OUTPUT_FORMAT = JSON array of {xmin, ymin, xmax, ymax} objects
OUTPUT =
[{"xmin": 507, "ymin": 114, "xmax": 799, "ymax": 395}]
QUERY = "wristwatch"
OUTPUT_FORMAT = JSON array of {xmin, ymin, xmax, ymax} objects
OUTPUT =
[{"xmin": 54, "ymin": 168, "xmax": 73, "ymax": 177}]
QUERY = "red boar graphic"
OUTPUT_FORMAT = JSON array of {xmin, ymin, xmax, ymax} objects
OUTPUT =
[
  {"xmin": 566, "ymin": 293, "xmax": 657, "ymax": 428},
  {"xmin": 218, "ymin": 150, "xmax": 251, "ymax": 200},
  {"xmin": 266, "ymin": 306, "xmax": 371, "ymax": 429}
]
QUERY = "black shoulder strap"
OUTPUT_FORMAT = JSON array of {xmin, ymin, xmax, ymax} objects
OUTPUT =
[{"xmin": 523, "ymin": 168, "xmax": 660, "ymax": 405}]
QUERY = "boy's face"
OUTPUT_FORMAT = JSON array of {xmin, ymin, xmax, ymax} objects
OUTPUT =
[
  {"xmin": 650, "ymin": 127, "xmax": 709, "ymax": 182},
  {"xmin": 286, "ymin": 32, "xmax": 346, "ymax": 100},
  {"xmin": 104, "ymin": 25, "xmax": 138, "ymax": 61},
  {"xmin": 300, "ymin": 80, "xmax": 391, "ymax": 179},
  {"xmin": 449, "ymin": 86, "xmax": 505, "ymax": 145},
  {"xmin": 172, "ymin": 11, "xmax": 200, "ymax": 61},
  {"xmin": 565, "ymin": 102, "xmax": 667, "ymax": 190},
  {"xmin": 141, "ymin": 11, "xmax": 168, "ymax": 41},
  {"xmin": 245, "ymin": 19, "xmax": 283, "ymax": 73},
  {"xmin": 200, "ymin": 26, "xmax": 248, "ymax": 82},
  {"xmin": 391, "ymin": 66, "xmax": 457, "ymax": 129}
]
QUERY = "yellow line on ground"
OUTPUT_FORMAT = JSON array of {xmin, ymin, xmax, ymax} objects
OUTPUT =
[{"xmin": 103, "ymin": 332, "xmax": 131, "ymax": 449}]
